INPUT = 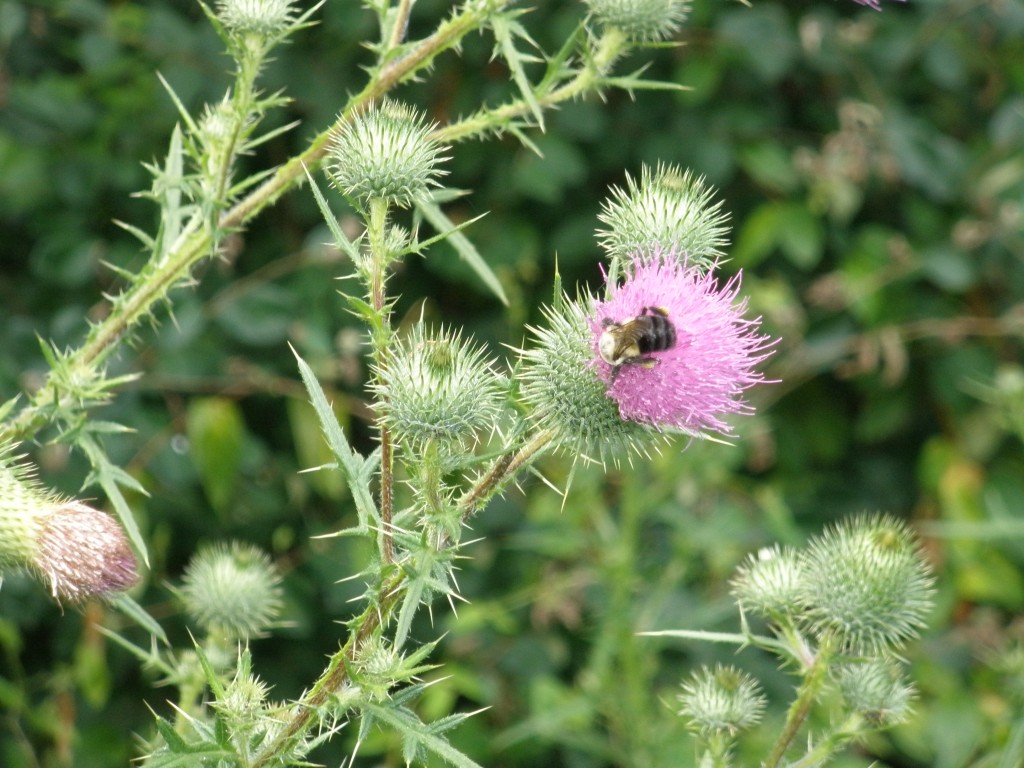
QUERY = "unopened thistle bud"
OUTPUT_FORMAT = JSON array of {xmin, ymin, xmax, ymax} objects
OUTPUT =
[
  {"xmin": 730, "ymin": 545, "xmax": 804, "ymax": 623},
  {"xmin": 834, "ymin": 658, "xmax": 916, "ymax": 726},
  {"xmin": 215, "ymin": 0, "xmax": 297, "ymax": 37},
  {"xmin": 598, "ymin": 164, "xmax": 729, "ymax": 269},
  {"xmin": 325, "ymin": 100, "xmax": 449, "ymax": 209},
  {"xmin": 0, "ymin": 451, "xmax": 138, "ymax": 603},
  {"xmin": 372, "ymin": 325, "xmax": 505, "ymax": 450},
  {"xmin": 179, "ymin": 542, "xmax": 282, "ymax": 640},
  {"xmin": 678, "ymin": 664, "xmax": 767, "ymax": 737},
  {"xmin": 798, "ymin": 514, "xmax": 934, "ymax": 656},
  {"xmin": 584, "ymin": 0, "xmax": 692, "ymax": 43},
  {"xmin": 518, "ymin": 296, "xmax": 654, "ymax": 462}
]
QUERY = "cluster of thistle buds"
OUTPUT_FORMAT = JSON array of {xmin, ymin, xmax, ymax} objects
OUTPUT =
[
  {"xmin": 0, "ymin": 447, "xmax": 137, "ymax": 603},
  {"xmin": 676, "ymin": 514, "xmax": 934, "ymax": 758}
]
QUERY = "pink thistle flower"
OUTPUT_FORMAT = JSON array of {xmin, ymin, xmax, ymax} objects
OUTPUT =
[{"xmin": 590, "ymin": 257, "xmax": 776, "ymax": 437}]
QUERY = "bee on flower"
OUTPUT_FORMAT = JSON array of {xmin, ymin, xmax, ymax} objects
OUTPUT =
[{"xmin": 589, "ymin": 255, "xmax": 776, "ymax": 438}]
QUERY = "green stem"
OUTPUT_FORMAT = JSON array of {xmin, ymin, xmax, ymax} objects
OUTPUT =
[
  {"xmin": 367, "ymin": 197, "xmax": 395, "ymax": 564},
  {"xmin": 1, "ymin": 0, "xmax": 502, "ymax": 446},
  {"xmin": 250, "ymin": 569, "xmax": 406, "ymax": 768},
  {"xmin": 457, "ymin": 428, "xmax": 555, "ymax": 524},
  {"xmin": 386, "ymin": 0, "xmax": 414, "ymax": 51},
  {"xmin": 764, "ymin": 635, "xmax": 835, "ymax": 768},
  {"xmin": 587, "ymin": 466, "xmax": 656, "ymax": 763},
  {"xmin": 433, "ymin": 26, "xmax": 629, "ymax": 144}
]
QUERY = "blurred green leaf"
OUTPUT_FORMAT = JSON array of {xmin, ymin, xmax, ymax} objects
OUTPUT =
[{"xmin": 185, "ymin": 396, "xmax": 246, "ymax": 515}]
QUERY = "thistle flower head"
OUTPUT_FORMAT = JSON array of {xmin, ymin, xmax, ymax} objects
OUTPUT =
[
  {"xmin": 678, "ymin": 664, "xmax": 767, "ymax": 737},
  {"xmin": 33, "ymin": 500, "xmax": 138, "ymax": 603},
  {"xmin": 216, "ymin": 0, "xmax": 297, "ymax": 36},
  {"xmin": 598, "ymin": 165, "xmax": 729, "ymax": 270},
  {"xmin": 834, "ymin": 658, "xmax": 916, "ymax": 726},
  {"xmin": 518, "ymin": 296, "xmax": 655, "ymax": 462},
  {"xmin": 179, "ymin": 542, "xmax": 283, "ymax": 641},
  {"xmin": 325, "ymin": 100, "xmax": 449, "ymax": 209},
  {"xmin": 584, "ymin": 0, "xmax": 692, "ymax": 43},
  {"xmin": 730, "ymin": 545, "xmax": 804, "ymax": 622},
  {"xmin": 0, "ymin": 450, "xmax": 138, "ymax": 604},
  {"xmin": 590, "ymin": 255, "xmax": 775, "ymax": 437},
  {"xmin": 372, "ymin": 324, "xmax": 505, "ymax": 451},
  {"xmin": 799, "ymin": 514, "xmax": 935, "ymax": 656}
]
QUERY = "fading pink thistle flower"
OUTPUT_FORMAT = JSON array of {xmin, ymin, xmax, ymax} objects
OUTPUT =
[
  {"xmin": 590, "ymin": 257, "xmax": 775, "ymax": 436},
  {"xmin": 36, "ymin": 501, "xmax": 139, "ymax": 603}
]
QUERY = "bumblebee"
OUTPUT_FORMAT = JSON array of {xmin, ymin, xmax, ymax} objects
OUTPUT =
[{"xmin": 599, "ymin": 306, "xmax": 676, "ymax": 382}]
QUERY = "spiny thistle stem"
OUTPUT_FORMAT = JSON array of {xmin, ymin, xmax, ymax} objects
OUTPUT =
[
  {"xmin": 253, "ymin": 429, "xmax": 556, "ymax": 764},
  {"xmin": 434, "ymin": 27, "xmax": 629, "ymax": 145},
  {"xmin": 457, "ymin": 428, "xmax": 556, "ymax": 523},
  {"xmin": 0, "ymin": 0, "xmax": 505, "ymax": 447},
  {"xmin": 367, "ymin": 197, "xmax": 395, "ymax": 564},
  {"xmin": 250, "ymin": 568, "xmax": 406, "ymax": 768},
  {"xmin": 764, "ymin": 636, "xmax": 835, "ymax": 768},
  {"xmin": 386, "ymin": 0, "xmax": 414, "ymax": 51}
]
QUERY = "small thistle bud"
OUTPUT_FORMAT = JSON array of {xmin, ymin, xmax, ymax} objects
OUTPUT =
[
  {"xmin": 215, "ymin": 0, "xmax": 297, "ymax": 37},
  {"xmin": 678, "ymin": 664, "xmax": 767, "ymax": 737},
  {"xmin": 218, "ymin": 652, "xmax": 271, "ymax": 721},
  {"xmin": 730, "ymin": 545, "xmax": 804, "ymax": 622},
  {"xmin": 179, "ymin": 542, "xmax": 283, "ymax": 641},
  {"xmin": 834, "ymin": 658, "xmax": 916, "ymax": 726},
  {"xmin": 518, "ymin": 296, "xmax": 655, "ymax": 462},
  {"xmin": 591, "ymin": 255, "xmax": 776, "ymax": 437},
  {"xmin": 798, "ymin": 514, "xmax": 934, "ymax": 656},
  {"xmin": 372, "ymin": 325, "xmax": 505, "ymax": 450},
  {"xmin": 598, "ymin": 165, "xmax": 729, "ymax": 269},
  {"xmin": 0, "ymin": 451, "xmax": 137, "ymax": 603},
  {"xmin": 325, "ymin": 100, "xmax": 449, "ymax": 209},
  {"xmin": 584, "ymin": 0, "xmax": 692, "ymax": 43}
]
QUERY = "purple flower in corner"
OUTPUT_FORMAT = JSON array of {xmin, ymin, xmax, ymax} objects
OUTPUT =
[{"xmin": 590, "ymin": 256, "xmax": 776, "ymax": 437}]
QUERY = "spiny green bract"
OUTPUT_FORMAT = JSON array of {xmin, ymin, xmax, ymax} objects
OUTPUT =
[
  {"xmin": 584, "ymin": 0, "xmax": 692, "ymax": 43},
  {"xmin": 518, "ymin": 297, "xmax": 653, "ymax": 463},
  {"xmin": 373, "ymin": 324, "xmax": 505, "ymax": 451},
  {"xmin": 730, "ymin": 544, "xmax": 804, "ymax": 624},
  {"xmin": 325, "ymin": 99, "xmax": 449, "ymax": 209},
  {"xmin": 678, "ymin": 664, "xmax": 767, "ymax": 738},
  {"xmin": 597, "ymin": 163, "xmax": 729, "ymax": 271},
  {"xmin": 833, "ymin": 658, "xmax": 916, "ymax": 727},
  {"xmin": 798, "ymin": 514, "xmax": 935, "ymax": 656},
  {"xmin": 215, "ymin": 0, "xmax": 297, "ymax": 36}
]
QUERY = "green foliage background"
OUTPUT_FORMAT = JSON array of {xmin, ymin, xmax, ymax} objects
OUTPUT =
[{"xmin": 2, "ymin": 0, "xmax": 1023, "ymax": 766}]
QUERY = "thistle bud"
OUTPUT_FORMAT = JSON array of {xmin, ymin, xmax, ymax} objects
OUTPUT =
[
  {"xmin": 798, "ymin": 514, "xmax": 934, "ymax": 656},
  {"xmin": 833, "ymin": 658, "xmax": 916, "ymax": 726},
  {"xmin": 730, "ymin": 545, "xmax": 804, "ymax": 623},
  {"xmin": 372, "ymin": 325, "xmax": 505, "ymax": 450},
  {"xmin": 215, "ymin": 0, "xmax": 297, "ymax": 37},
  {"xmin": 179, "ymin": 542, "xmax": 283, "ymax": 641},
  {"xmin": 0, "ymin": 451, "xmax": 137, "ymax": 603},
  {"xmin": 584, "ymin": 0, "xmax": 692, "ymax": 43},
  {"xmin": 598, "ymin": 165, "xmax": 729, "ymax": 270},
  {"xmin": 678, "ymin": 664, "xmax": 767, "ymax": 737},
  {"xmin": 518, "ymin": 296, "xmax": 654, "ymax": 462},
  {"xmin": 325, "ymin": 100, "xmax": 449, "ymax": 209}
]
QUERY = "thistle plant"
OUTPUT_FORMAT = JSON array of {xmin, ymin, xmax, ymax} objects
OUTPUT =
[{"xmin": 0, "ymin": 0, "xmax": 937, "ymax": 766}]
